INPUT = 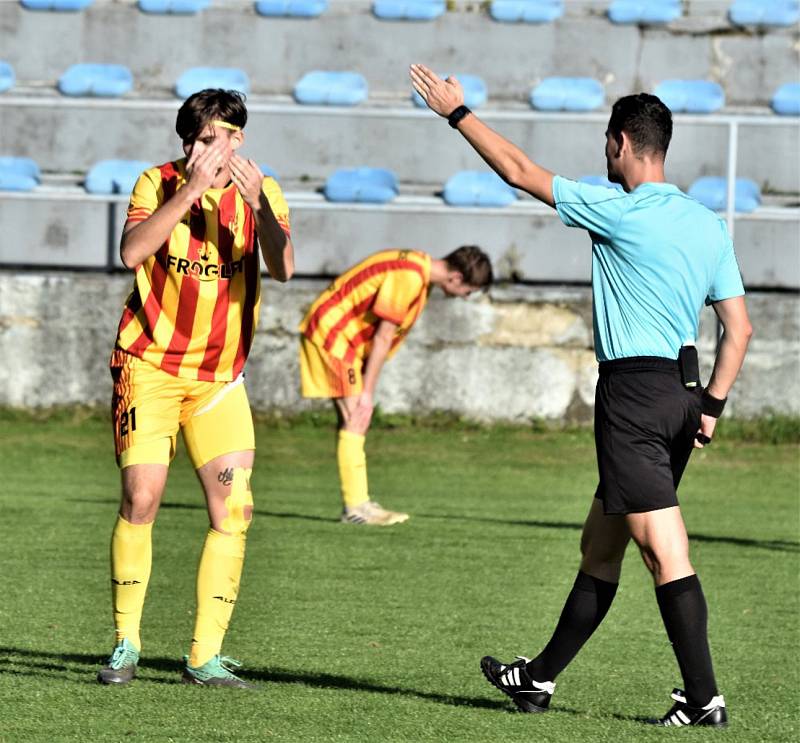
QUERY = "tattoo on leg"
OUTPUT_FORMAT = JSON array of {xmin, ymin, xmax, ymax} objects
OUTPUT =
[{"xmin": 217, "ymin": 467, "xmax": 234, "ymax": 486}]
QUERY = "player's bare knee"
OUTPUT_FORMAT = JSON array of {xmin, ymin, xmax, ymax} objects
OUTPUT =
[{"xmin": 219, "ymin": 467, "xmax": 254, "ymax": 535}]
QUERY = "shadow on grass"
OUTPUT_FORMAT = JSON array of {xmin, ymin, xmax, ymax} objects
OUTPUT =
[
  {"xmin": 70, "ymin": 500, "xmax": 799, "ymax": 553},
  {"xmin": 417, "ymin": 512, "xmax": 800, "ymax": 553},
  {"xmin": 0, "ymin": 646, "xmax": 567, "ymax": 713}
]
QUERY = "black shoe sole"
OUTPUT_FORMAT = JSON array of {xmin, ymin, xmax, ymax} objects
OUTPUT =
[{"xmin": 480, "ymin": 658, "xmax": 549, "ymax": 714}]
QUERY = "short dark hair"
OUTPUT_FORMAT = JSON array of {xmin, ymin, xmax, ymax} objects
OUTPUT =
[
  {"xmin": 608, "ymin": 93, "xmax": 672, "ymax": 158},
  {"xmin": 175, "ymin": 88, "xmax": 248, "ymax": 143},
  {"xmin": 443, "ymin": 245, "xmax": 493, "ymax": 289}
]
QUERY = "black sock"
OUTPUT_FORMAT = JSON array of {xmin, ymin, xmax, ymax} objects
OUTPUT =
[
  {"xmin": 655, "ymin": 574, "xmax": 718, "ymax": 707},
  {"xmin": 526, "ymin": 571, "xmax": 618, "ymax": 682}
]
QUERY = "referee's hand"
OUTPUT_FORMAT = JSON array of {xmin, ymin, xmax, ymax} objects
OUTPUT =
[
  {"xmin": 694, "ymin": 414, "xmax": 718, "ymax": 449},
  {"xmin": 409, "ymin": 64, "xmax": 464, "ymax": 118}
]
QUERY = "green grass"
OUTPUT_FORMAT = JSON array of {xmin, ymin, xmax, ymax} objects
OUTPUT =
[{"xmin": 0, "ymin": 416, "xmax": 798, "ymax": 742}]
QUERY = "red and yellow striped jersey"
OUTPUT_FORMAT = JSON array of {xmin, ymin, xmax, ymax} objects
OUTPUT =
[
  {"xmin": 114, "ymin": 159, "xmax": 291, "ymax": 382},
  {"xmin": 300, "ymin": 249, "xmax": 432, "ymax": 364}
]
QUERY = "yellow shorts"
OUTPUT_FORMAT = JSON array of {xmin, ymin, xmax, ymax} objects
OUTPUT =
[
  {"xmin": 110, "ymin": 350, "xmax": 255, "ymax": 469},
  {"xmin": 299, "ymin": 336, "xmax": 362, "ymax": 399}
]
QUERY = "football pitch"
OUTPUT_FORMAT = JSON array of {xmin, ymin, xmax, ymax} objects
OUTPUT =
[{"xmin": 0, "ymin": 412, "xmax": 798, "ymax": 742}]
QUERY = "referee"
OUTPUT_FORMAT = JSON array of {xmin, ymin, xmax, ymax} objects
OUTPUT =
[{"xmin": 410, "ymin": 65, "xmax": 752, "ymax": 727}]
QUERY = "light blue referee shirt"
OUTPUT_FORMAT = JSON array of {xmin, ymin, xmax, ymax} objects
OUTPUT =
[{"xmin": 552, "ymin": 177, "xmax": 745, "ymax": 362}]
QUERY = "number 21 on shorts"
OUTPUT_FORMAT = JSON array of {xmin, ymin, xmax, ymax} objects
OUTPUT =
[{"xmin": 119, "ymin": 406, "xmax": 137, "ymax": 437}]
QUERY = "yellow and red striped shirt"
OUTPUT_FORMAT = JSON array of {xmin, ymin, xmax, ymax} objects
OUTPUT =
[
  {"xmin": 300, "ymin": 249, "xmax": 431, "ymax": 364},
  {"xmin": 114, "ymin": 159, "xmax": 291, "ymax": 381}
]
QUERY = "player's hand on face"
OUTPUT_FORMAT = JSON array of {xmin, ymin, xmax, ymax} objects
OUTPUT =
[
  {"xmin": 694, "ymin": 413, "xmax": 718, "ymax": 449},
  {"xmin": 409, "ymin": 64, "xmax": 464, "ymax": 118},
  {"xmin": 186, "ymin": 137, "xmax": 229, "ymax": 196},
  {"xmin": 230, "ymin": 155, "xmax": 265, "ymax": 210}
]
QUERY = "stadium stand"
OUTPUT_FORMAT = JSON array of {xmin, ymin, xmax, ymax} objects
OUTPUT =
[
  {"xmin": 138, "ymin": 0, "xmax": 210, "ymax": 14},
  {"xmin": 489, "ymin": 0, "xmax": 564, "ymax": 23},
  {"xmin": 84, "ymin": 160, "xmax": 152, "ymax": 195},
  {"xmin": 175, "ymin": 67, "xmax": 250, "ymax": 98},
  {"xmin": 728, "ymin": 0, "xmax": 800, "ymax": 27},
  {"xmin": 771, "ymin": 83, "xmax": 800, "ymax": 116},
  {"xmin": 0, "ymin": 157, "xmax": 40, "ymax": 192},
  {"xmin": 688, "ymin": 176, "xmax": 762, "ymax": 213},
  {"xmin": 20, "ymin": 0, "xmax": 93, "ymax": 9},
  {"xmin": 293, "ymin": 71, "xmax": 368, "ymax": 105},
  {"xmin": 372, "ymin": 1, "xmax": 445, "ymax": 21},
  {"xmin": 412, "ymin": 74, "xmax": 487, "ymax": 108},
  {"xmin": 58, "ymin": 64, "xmax": 134, "ymax": 98},
  {"xmin": 607, "ymin": 0, "xmax": 682, "ymax": 24},
  {"xmin": 653, "ymin": 80, "xmax": 725, "ymax": 114},
  {"xmin": 324, "ymin": 168, "xmax": 399, "ymax": 203},
  {"xmin": 443, "ymin": 171, "xmax": 518, "ymax": 207},
  {"xmin": 0, "ymin": 63, "xmax": 14, "ymax": 94},
  {"xmin": 530, "ymin": 78, "xmax": 605, "ymax": 111},
  {"xmin": 255, "ymin": 0, "xmax": 328, "ymax": 17}
]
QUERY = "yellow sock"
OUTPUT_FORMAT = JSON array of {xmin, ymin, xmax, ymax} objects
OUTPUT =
[
  {"xmin": 337, "ymin": 430, "xmax": 369, "ymax": 509},
  {"xmin": 110, "ymin": 515, "xmax": 153, "ymax": 650},
  {"xmin": 189, "ymin": 528, "xmax": 246, "ymax": 668}
]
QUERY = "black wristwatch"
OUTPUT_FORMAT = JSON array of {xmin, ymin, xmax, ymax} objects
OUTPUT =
[{"xmin": 447, "ymin": 105, "xmax": 472, "ymax": 129}]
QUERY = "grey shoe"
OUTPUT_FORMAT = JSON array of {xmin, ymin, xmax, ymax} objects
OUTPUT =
[
  {"xmin": 97, "ymin": 638, "xmax": 139, "ymax": 685},
  {"xmin": 181, "ymin": 655, "xmax": 255, "ymax": 689},
  {"xmin": 341, "ymin": 500, "xmax": 410, "ymax": 526}
]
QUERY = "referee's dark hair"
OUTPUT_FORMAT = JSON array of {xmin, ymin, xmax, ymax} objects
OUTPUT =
[
  {"xmin": 444, "ymin": 245, "xmax": 493, "ymax": 289},
  {"xmin": 176, "ymin": 89, "xmax": 248, "ymax": 144},
  {"xmin": 608, "ymin": 93, "xmax": 673, "ymax": 159}
]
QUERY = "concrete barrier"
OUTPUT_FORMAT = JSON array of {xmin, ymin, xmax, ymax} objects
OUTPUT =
[
  {"xmin": 0, "ymin": 272, "xmax": 796, "ymax": 420},
  {"xmin": 2, "ymin": 100, "xmax": 798, "ymax": 193},
  {"xmin": 1, "ymin": 191, "xmax": 798, "ymax": 288}
]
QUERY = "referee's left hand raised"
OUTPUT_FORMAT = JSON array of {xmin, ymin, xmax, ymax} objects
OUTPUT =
[{"xmin": 409, "ymin": 64, "xmax": 463, "ymax": 118}]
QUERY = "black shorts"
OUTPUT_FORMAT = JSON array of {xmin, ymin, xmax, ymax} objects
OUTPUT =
[{"xmin": 594, "ymin": 357, "xmax": 702, "ymax": 515}]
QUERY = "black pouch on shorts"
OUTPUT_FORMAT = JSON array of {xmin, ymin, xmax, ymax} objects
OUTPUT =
[{"xmin": 678, "ymin": 345, "xmax": 700, "ymax": 389}]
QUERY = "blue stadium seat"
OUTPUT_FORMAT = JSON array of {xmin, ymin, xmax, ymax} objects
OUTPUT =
[
  {"xmin": 490, "ymin": 0, "xmax": 564, "ymax": 23},
  {"xmin": 293, "ymin": 71, "xmax": 368, "ymax": 106},
  {"xmin": 255, "ymin": 0, "xmax": 328, "ymax": 16},
  {"xmin": 20, "ymin": 0, "xmax": 93, "ymax": 9},
  {"xmin": 530, "ymin": 78, "xmax": 604, "ymax": 111},
  {"xmin": 138, "ymin": 0, "xmax": 209, "ymax": 14},
  {"xmin": 324, "ymin": 168, "xmax": 399, "ymax": 204},
  {"xmin": 0, "ymin": 62, "xmax": 14, "ymax": 93},
  {"xmin": 412, "ymin": 74, "xmax": 487, "ymax": 108},
  {"xmin": 443, "ymin": 171, "xmax": 517, "ymax": 207},
  {"xmin": 688, "ymin": 177, "xmax": 761, "ymax": 213},
  {"xmin": 771, "ymin": 82, "xmax": 800, "ymax": 116},
  {"xmin": 729, "ymin": 0, "xmax": 799, "ymax": 27},
  {"xmin": 260, "ymin": 164, "xmax": 279, "ymax": 179},
  {"xmin": 58, "ymin": 64, "xmax": 134, "ymax": 98},
  {"xmin": 579, "ymin": 175, "xmax": 623, "ymax": 191},
  {"xmin": 175, "ymin": 68, "xmax": 250, "ymax": 99},
  {"xmin": 372, "ymin": 1, "xmax": 445, "ymax": 21},
  {"xmin": 608, "ymin": 0, "xmax": 681, "ymax": 24},
  {"xmin": 654, "ymin": 80, "xmax": 725, "ymax": 113},
  {"xmin": 85, "ymin": 160, "xmax": 152, "ymax": 195},
  {"xmin": 0, "ymin": 157, "xmax": 41, "ymax": 192}
]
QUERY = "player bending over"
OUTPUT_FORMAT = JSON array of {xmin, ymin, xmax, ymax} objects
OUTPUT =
[
  {"xmin": 411, "ymin": 64, "xmax": 752, "ymax": 727},
  {"xmin": 299, "ymin": 246, "xmax": 492, "ymax": 525},
  {"xmin": 97, "ymin": 88, "xmax": 294, "ymax": 688}
]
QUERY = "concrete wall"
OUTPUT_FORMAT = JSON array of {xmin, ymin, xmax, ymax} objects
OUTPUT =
[
  {"xmin": 2, "ymin": 101, "xmax": 798, "ymax": 193},
  {"xmin": 2, "ymin": 192, "xmax": 798, "ymax": 288},
  {"xmin": 0, "ymin": 272, "xmax": 796, "ymax": 420}
]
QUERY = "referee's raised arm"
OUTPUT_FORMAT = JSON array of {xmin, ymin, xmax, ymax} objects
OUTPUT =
[{"xmin": 409, "ymin": 64, "xmax": 556, "ymax": 207}]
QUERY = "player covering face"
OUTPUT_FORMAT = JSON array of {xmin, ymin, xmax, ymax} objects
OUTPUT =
[
  {"xmin": 299, "ymin": 246, "xmax": 493, "ymax": 525},
  {"xmin": 98, "ymin": 89, "xmax": 294, "ymax": 689}
]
